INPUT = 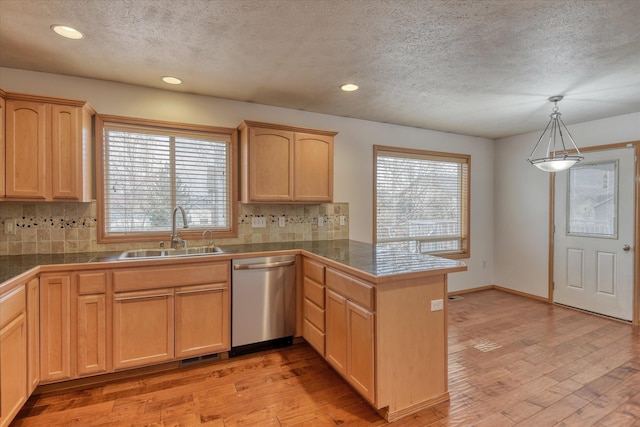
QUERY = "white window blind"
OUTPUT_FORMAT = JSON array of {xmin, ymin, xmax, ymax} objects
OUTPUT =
[
  {"xmin": 102, "ymin": 122, "xmax": 232, "ymax": 235},
  {"xmin": 375, "ymin": 147, "xmax": 470, "ymax": 255}
]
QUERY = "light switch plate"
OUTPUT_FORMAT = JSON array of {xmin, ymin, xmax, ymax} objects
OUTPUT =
[
  {"xmin": 278, "ymin": 217, "xmax": 286, "ymax": 227},
  {"xmin": 4, "ymin": 219, "xmax": 15, "ymax": 235},
  {"xmin": 318, "ymin": 216, "xmax": 325, "ymax": 227},
  {"xmin": 339, "ymin": 215, "xmax": 346, "ymax": 226}
]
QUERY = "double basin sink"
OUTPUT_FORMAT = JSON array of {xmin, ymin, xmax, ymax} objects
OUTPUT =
[{"xmin": 119, "ymin": 246, "xmax": 224, "ymax": 260}]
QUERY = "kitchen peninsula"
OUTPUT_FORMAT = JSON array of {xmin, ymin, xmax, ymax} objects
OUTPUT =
[{"xmin": 0, "ymin": 239, "xmax": 466, "ymax": 424}]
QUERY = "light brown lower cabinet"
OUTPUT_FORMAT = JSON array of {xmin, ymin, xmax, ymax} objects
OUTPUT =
[
  {"xmin": 113, "ymin": 289, "xmax": 175, "ymax": 370},
  {"xmin": 0, "ymin": 285, "xmax": 27, "ymax": 427},
  {"xmin": 26, "ymin": 277, "xmax": 40, "ymax": 394},
  {"xmin": 39, "ymin": 273, "xmax": 72, "ymax": 383},
  {"xmin": 325, "ymin": 288, "xmax": 375, "ymax": 404},
  {"xmin": 175, "ymin": 284, "xmax": 230, "ymax": 358},
  {"xmin": 75, "ymin": 271, "xmax": 108, "ymax": 376},
  {"xmin": 76, "ymin": 294, "xmax": 107, "ymax": 375}
]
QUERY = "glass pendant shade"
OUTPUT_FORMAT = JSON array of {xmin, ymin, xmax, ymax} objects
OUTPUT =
[{"xmin": 528, "ymin": 96, "xmax": 583, "ymax": 173}]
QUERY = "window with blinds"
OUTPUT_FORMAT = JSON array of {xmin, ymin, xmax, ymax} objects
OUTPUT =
[
  {"xmin": 374, "ymin": 146, "xmax": 470, "ymax": 257},
  {"xmin": 96, "ymin": 115, "xmax": 237, "ymax": 242}
]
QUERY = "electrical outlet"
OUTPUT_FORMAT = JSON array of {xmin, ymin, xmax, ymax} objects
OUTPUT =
[
  {"xmin": 339, "ymin": 215, "xmax": 346, "ymax": 226},
  {"xmin": 318, "ymin": 216, "xmax": 325, "ymax": 227},
  {"xmin": 251, "ymin": 217, "xmax": 266, "ymax": 228},
  {"xmin": 430, "ymin": 299, "xmax": 444, "ymax": 311},
  {"xmin": 4, "ymin": 219, "xmax": 15, "ymax": 235},
  {"xmin": 278, "ymin": 216, "xmax": 286, "ymax": 227}
]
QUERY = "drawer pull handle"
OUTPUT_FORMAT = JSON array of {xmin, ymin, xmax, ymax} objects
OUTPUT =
[
  {"xmin": 175, "ymin": 288, "xmax": 225, "ymax": 295},
  {"xmin": 114, "ymin": 293, "xmax": 172, "ymax": 301}
]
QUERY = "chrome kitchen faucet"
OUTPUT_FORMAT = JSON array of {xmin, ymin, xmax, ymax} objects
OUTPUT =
[{"xmin": 169, "ymin": 206, "xmax": 189, "ymax": 249}]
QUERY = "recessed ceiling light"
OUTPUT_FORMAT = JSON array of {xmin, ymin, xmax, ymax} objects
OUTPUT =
[
  {"xmin": 340, "ymin": 83, "xmax": 359, "ymax": 92},
  {"xmin": 162, "ymin": 76, "xmax": 183, "ymax": 85},
  {"xmin": 51, "ymin": 25, "xmax": 83, "ymax": 40}
]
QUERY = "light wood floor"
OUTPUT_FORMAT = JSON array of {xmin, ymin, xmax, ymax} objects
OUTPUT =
[{"xmin": 13, "ymin": 290, "xmax": 640, "ymax": 426}]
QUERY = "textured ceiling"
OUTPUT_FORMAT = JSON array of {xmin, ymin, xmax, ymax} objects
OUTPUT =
[{"xmin": 0, "ymin": 0, "xmax": 639, "ymax": 139}]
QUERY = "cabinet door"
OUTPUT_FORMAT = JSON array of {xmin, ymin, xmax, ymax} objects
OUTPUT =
[
  {"xmin": 27, "ymin": 277, "xmax": 40, "ymax": 394},
  {"xmin": 77, "ymin": 294, "xmax": 107, "ymax": 376},
  {"xmin": 293, "ymin": 133, "xmax": 333, "ymax": 202},
  {"xmin": 76, "ymin": 271, "xmax": 108, "ymax": 376},
  {"xmin": 5, "ymin": 100, "xmax": 48, "ymax": 199},
  {"xmin": 50, "ymin": 104, "xmax": 81, "ymax": 200},
  {"xmin": 246, "ymin": 127, "xmax": 293, "ymax": 201},
  {"xmin": 347, "ymin": 301, "xmax": 375, "ymax": 403},
  {"xmin": 325, "ymin": 289, "xmax": 347, "ymax": 375},
  {"xmin": 40, "ymin": 274, "xmax": 72, "ymax": 382},
  {"xmin": 0, "ymin": 94, "xmax": 5, "ymax": 199},
  {"xmin": 175, "ymin": 284, "xmax": 230, "ymax": 358},
  {"xmin": 113, "ymin": 289, "xmax": 174, "ymax": 370},
  {"xmin": 0, "ymin": 314, "xmax": 27, "ymax": 427},
  {"xmin": 0, "ymin": 286, "xmax": 27, "ymax": 427}
]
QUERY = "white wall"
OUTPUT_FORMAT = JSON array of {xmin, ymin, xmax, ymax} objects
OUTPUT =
[
  {"xmin": 0, "ymin": 67, "xmax": 495, "ymax": 291},
  {"xmin": 494, "ymin": 112, "xmax": 640, "ymax": 298}
]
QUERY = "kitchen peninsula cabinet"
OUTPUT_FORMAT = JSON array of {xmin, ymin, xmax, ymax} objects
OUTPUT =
[
  {"xmin": 3, "ymin": 92, "xmax": 94, "ymax": 201},
  {"xmin": 325, "ymin": 268, "xmax": 375, "ymax": 404},
  {"xmin": 0, "ymin": 284, "xmax": 27, "ymax": 427},
  {"xmin": 238, "ymin": 120, "xmax": 336, "ymax": 203},
  {"xmin": 302, "ymin": 257, "xmax": 326, "ymax": 355},
  {"xmin": 300, "ymin": 252, "xmax": 456, "ymax": 422}
]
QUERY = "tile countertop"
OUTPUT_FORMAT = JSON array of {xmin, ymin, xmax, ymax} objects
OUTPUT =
[{"xmin": 0, "ymin": 239, "xmax": 466, "ymax": 286}]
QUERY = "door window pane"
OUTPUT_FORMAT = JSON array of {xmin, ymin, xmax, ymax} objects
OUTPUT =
[{"xmin": 567, "ymin": 161, "xmax": 617, "ymax": 238}]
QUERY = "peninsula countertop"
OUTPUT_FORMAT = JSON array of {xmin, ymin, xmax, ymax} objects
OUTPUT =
[{"xmin": 0, "ymin": 239, "xmax": 467, "ymax": 288}]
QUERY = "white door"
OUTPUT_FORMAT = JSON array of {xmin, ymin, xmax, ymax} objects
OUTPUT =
[{"xmin": 554, "ymin": 146, "xmax": 635, "ymax": 321}]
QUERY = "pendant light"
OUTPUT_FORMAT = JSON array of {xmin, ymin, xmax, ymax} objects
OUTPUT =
[{"xmin": 528, "ymin": 96, "xmax": 583, "ymax": 172}]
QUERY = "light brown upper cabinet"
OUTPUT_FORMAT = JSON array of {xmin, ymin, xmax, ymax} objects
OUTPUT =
[
  {"xmin": 0, "ymin": 90, "xmax": 5, "ymax": 199},
  {"xmin": 3, "ymin": 91, "xmax": 94, "ymax": 201},
  {"xmin": 238, "ymin": 120, "xmax": 336, "ymax": 203}
]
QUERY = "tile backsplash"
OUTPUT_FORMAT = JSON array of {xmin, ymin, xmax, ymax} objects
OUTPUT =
[{"xmin": 0, "ymin": 201, "xmax": 349, "ymax": 255}]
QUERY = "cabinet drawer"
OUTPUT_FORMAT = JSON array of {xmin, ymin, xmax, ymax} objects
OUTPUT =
[
  {"xmin": 0, "ymin": 286, "xmax": 26, "ymax": 329},
  {"xmin": 326, "ymin": 268, "xmax": 374, "ymax": 311},
  {"xmin": 76, "ymin": 271, "xmax": 107, "ymax": 294},
  {"xmin": 303, "ymin": 257, "xmax": 325, "ymax": 284},
  {"xmin": 304, "ymin": 277, "xmax": 325, "ymax": 309},
  {"xmin": 113, "ymin": 262, "xmax": 229, "ymax": 292},
  {"xmin": 303, "ymin": 319, "xmax": 325, "ymax": 355},
  {"xmin": 304, "ymin": 298, "xmax": 325, "ymax": 332}
]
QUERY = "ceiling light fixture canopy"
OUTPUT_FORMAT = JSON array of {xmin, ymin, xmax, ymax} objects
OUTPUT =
[{"xmin": 528, "ymin": 95, "xmax": 583, "ymax": 173}]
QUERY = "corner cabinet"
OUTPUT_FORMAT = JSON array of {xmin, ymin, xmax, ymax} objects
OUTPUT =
[
  {"xmin": 3, "ymin": 91, "xmax": 94, "ymax": 201},
  {"xmin": 238, "ymin": 120, "xmax": 336, "ymax": 203},
  {"xmin": 0, "ymin": 285, "xmax": 27, "ymax": 427}
]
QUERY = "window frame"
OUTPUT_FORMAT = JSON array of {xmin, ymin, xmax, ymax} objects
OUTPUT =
[
  {"xmin": 95, "ymin": 114, "xmax": 238, "ymax": 244},
  {"xmin": 373, "ymin": 145, "xmax": 470, "ymax": 259}
]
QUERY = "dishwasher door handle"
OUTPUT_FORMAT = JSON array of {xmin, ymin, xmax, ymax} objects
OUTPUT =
[{"xmin": 233, "ymin": 260, "xmax": 295, "ymax": 270}]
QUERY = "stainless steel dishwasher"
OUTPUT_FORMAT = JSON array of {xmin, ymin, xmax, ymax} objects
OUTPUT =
[{"xmin": 230, "ymin": 255, "xmax": 296, "ymax": 356}]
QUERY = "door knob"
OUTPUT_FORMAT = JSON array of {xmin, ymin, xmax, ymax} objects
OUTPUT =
[{"xmin": 623, "ymin": 244, "xmax": 631, "ymax": 252}]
